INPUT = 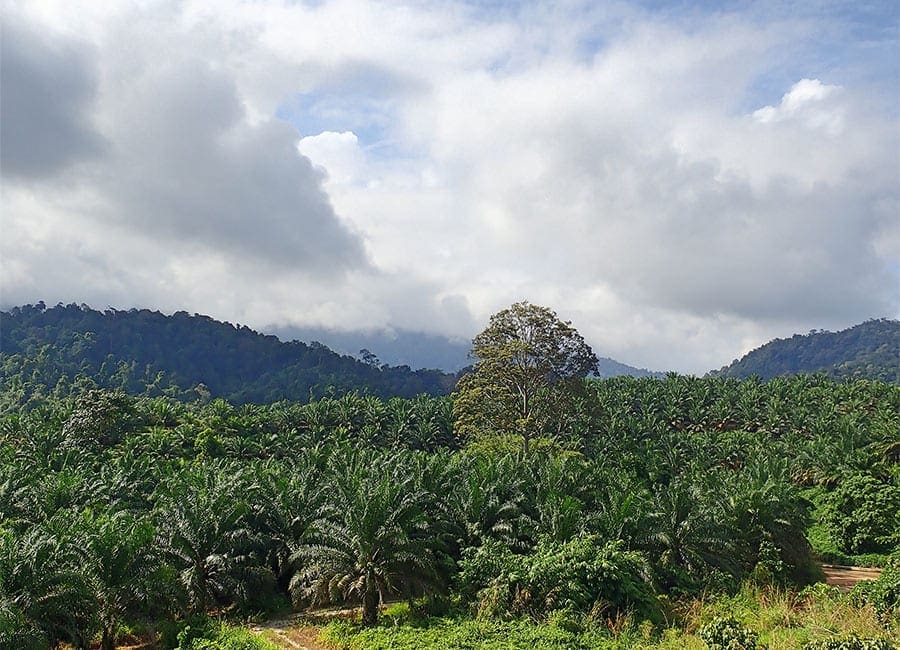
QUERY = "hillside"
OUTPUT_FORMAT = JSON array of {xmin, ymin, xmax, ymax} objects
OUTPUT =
[
  {"xmin": 0, "ymin": 303, "xmax": 457, "ymax": 407},
  {"xmin": 710, "ymin": 319, "xmax": 899, "ymax": 382}
]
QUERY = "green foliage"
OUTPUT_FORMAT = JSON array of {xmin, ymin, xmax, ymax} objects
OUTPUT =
[
  {"xmin": 291, "ymin": 449, "xmax": 442, "ymax": 625},
  {"xmin": 175, "ymin": 619, "xmax": 278, "ymax": 650},
  {"xmin": 803, "ymin": 635, "xmax": 895, "ymax": 650},
  {"xmin": 0, "ymin": 524, "xmax": 97, "ymax": 648},
  {"xmin": 62, "ymin": 389, "xmax": 140, "ymax": 450},
  {"xmin": 1, "ymin": 371, "xmax": 898, "ymax": 645},
  {"xmin": 462, "ymin": 535, "xmax": 657, "ymax": 623},
  {"xmin": 710, "ymin": 319, "xmax": 900, "ymax": 382},
  {"xmin": 824, "ymin": 474, "xmax": 900, "ymax": 555},
  {"xmin": 453, "ymin": 302, "xmax": 598, "ymax": 453},
  {"xmin": 0, "ymin": 603, "xmax": 47, "ymax": 650},
  {"xmin": 850, "ymin": 563, "xmax": 900, "ymax": 620},
  {"xmin": 321, "ymin": 616, "xmax": 600, "ymax": 649},
  {"xmin": 698, "ymin": 616, "xmax": 759, "ymax": 649}
]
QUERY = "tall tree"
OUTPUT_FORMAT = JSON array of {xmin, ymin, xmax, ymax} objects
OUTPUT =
[{"xmin": 453, "ymin": 302, "xmax": 598, "ymax": 452}]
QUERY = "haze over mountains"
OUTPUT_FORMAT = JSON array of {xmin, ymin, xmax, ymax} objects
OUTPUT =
[{"xmin": 272, "ymin": 324, "xmax": 662, "ymax": 377}]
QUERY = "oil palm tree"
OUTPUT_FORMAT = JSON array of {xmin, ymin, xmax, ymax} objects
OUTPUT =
[
  {"xmin": 0, "ymin": 524, "xmax": 96, "ymax": 649},
  {"xmin": 155, "ymin": 464, "xmax": 255, "ymax": 614},
  {"xmin": 292, "ymin": 465, "xmax": 439, "ymax": 625},
  {"xmin": 80, "ymin": 510, "xmax": 159, "ymax": 650}
]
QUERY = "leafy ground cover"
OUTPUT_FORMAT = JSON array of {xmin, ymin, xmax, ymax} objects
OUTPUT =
[{"xmin": 317, "ymin": 582, "xmax": 899, "ymax": 650}]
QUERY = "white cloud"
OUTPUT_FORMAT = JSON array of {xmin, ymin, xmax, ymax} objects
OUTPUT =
[
  {"xmin": 753, "ymin": 78, "xmax": 845, "ymax": 135},
  {"xmin": 2, "ymin": 0, "xmax": 898, "ymax": 374}
]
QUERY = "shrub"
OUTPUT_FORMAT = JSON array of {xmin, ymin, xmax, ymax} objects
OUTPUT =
[
  {"xmin": 462, "ymin": 534, "xmax": 658, "ymax": 623},
  {"xmin": 798, "ymin": 582, "xmax": 842, "ymax": 602},
  {"xmin": 751, "ymin": 539, "xmax": 787, "ymax": 586},
  {"xmin": 0, "ymin": 604, "xmax": 46, "ymax": 650},
  {"xmin": 849, "ymin": 563, "xmax": 900, "ymax": 620},
  {"xmin": 803, "ymin": 635, "xmax": 895, "ymax": 650},
  {"xmin": 456, "ymin": 538, "xmax": 520, "ymax": 596},
  {"xmin": 698, "ymin": 616, "xmax": 758, "ymax": 650},
  {"xmin": 824, "ymin": 474, "xmax": 900, "ymax": 555}
]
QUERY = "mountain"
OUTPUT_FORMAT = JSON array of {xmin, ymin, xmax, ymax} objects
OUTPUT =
[
  {"xmin": 271, "ymin": 326, "xmax": 663, "ymax": 378},
  {"xmin": 270, "ymin": 325, "xmax": 472, "ymax": 372},
  {"xmin": 0, "ymin": 303, "xmax": 457, "ymax": 408},
  {"xmin": 595, "ymin": 357, "xmax": 664, "ymax": 379},
  {"xmin": 709, "ymin": 319, "xmax": 899, "ymax": 382}
]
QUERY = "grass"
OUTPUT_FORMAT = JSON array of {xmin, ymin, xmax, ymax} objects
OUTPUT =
[{"xmin": 317, "ymin": 583, "xmax": 899, "ymax": 650}]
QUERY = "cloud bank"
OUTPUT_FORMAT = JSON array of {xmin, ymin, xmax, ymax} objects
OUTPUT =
[{"xmin": 2, "ymin": 0, "xmax": 897, "ymax": 373}]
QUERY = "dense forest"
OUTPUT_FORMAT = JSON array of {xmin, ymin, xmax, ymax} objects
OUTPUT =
[
  {"xmin": 0, "ymin": 304, "xmax": 457, "ymax": 408},
  {"xmin": 1, "ymin": 303, "xmax": 898, "ymax": 649},
  {"xmin": 711, "ymin": 319, "xmax": 900, "ymax": 383}
]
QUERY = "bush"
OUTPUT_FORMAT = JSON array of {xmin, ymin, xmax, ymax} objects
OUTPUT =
[
  {"xmin": 0, "ymin": 604, "xmax": 46, "ymax": 650},
  {"xmin": 461, "ymin": 534, "xmax": 658, "ymax": 623},
  {"xmin": 699, "ymin": 616, "xmax": 758, "ymax": 650},
  {"xmin": 456, "ymin": 539, "xmax": 520, "ymax": 597},
  {"xmin": 824, "ymin": 474, "xmax": 900, "ymax": 555},
  {"xmin": 750, "ymin": 539, "xmax": 787, "ymax": 586},
  {"xmin": 849, "ymin": 563, "xmax": 900, "ymax": 620},
  {"xmin": 798, "ymin": 582, "xmax": 842, "ymax": 602},
  {"xmin": 803, "ymin": 636, "xmax": 895, "ymax": 650}
]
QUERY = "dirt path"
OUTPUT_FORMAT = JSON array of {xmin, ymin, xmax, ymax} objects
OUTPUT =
[
  {"xmin": 249, "ymin": 614, "xmax": 328, "ymax": 650},
  {"xmin": 249, "ymin": 605, "xmax": 363, "ymax": 649},
  {"xmin": 821, "ymin": 564, "xmax": 883, "ymax": 592}
]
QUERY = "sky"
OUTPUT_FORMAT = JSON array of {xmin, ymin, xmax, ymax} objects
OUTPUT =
[{"xmin": 1, "ymin": 0, "xmax": 898, "ymax": 374}]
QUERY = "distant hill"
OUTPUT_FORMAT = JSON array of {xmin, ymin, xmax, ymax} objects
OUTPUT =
[
  {"xmin": 0, "ymin": 303, "xmax": 457, "ymax": 408},
  {"xmin": 595, "ymin": 357, "xmax": 664, "ymax": 379},
  {"xmin": 272, "ymin": 325, "xmax": 662, "ymax": 378},
  {"xmin": 270, "ymin": 325, "xmax": 472, "ymax": 372},
  {"xmin": 709, "ymin": 319, "xmax": 899, "ymax": 382}
]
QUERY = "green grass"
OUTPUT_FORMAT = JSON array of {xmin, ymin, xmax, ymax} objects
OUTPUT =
[
  {"xmin": 171, "ymin": 619, "xmax": 281, "ymax": 650},
  {"xmin": 317, "ymin": 584, "xmax": 899, "ymax": 650}
]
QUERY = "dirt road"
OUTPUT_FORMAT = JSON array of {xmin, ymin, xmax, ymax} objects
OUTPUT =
[
  {"xmin": 821, "ymin": 564, "xmax": 883, "ymax": 592},
  {"xmin": 250, "ymin": 615, "xmax": 328, "ymax": 650}
]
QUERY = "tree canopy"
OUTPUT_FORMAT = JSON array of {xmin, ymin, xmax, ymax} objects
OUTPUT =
[{"xmin": 453, "ymin": 302, "xmax": 598, "ymax": 452}]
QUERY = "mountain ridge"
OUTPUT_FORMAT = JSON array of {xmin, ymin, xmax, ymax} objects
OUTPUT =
[
  {"xmin": 708, "ymin": 319, "xmax": 899, "ymax": 382},
  {"xmin": 0, "ymin": 303, "xmax": 661, "ymax": 410},
  {"xmin": 0, "ymin": 303, "xmax": 456, "ymax": 407}
]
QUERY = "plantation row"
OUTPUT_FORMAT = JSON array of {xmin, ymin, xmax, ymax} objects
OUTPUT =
[{"xmin": 1, "ymin": 375, "xmax": 898, "ymax": 648}]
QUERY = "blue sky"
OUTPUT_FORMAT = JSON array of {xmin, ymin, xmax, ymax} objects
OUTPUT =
[{"xmin": 2, "ymin": 0, "xmax": 898, "ymax": 372}]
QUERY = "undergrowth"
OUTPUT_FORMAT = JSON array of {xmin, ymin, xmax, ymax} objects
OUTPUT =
[{"xmin": 318, "ymin": 582, "xmax": 899, "ymax": 650}]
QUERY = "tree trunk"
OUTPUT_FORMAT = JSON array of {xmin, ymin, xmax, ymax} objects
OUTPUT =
[
  {"xmin": 102, "ymin": 626, "xmax": 114, "ymax": 650},
  {"xmin": 362, "ymin": 585, "xmax": 379, "ymax": 626}
]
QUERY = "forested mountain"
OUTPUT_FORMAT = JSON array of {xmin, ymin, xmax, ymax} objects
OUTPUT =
[
  {"xmin": 0, "ymin": 303, "xmax": 458, "ymax": 407},
  {"xmin": 710, "ymin": 319, "xmax": 899, "ymax": 382}
]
